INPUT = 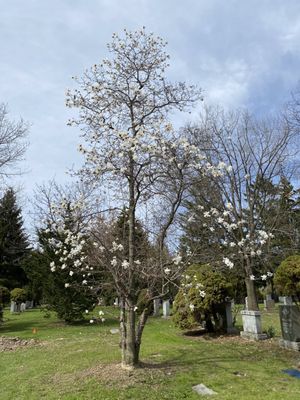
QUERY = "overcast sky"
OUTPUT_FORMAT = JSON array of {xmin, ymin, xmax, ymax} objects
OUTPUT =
[{"xmin": 1, "ymin": 0, "xmax": 300, "ymax": 220}]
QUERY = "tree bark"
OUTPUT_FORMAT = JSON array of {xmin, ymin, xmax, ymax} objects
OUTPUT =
[
  {"xmin": 135, "ymin": 307, "xmax": 150, "ymax": 359},
  {"xmin": 245, "ymin": 277, "xmax": 259, "ymax": 311},
  {"xmin": 123, "ymin": 306, "xmax": 139, "ymax": 367},
  {"xmin": 119, "ymin": 300, "xmax": 126, "ymax": 366},
  {"xmin": 244, "ymin": 256, "xmax": 259, "ymax": 311}
]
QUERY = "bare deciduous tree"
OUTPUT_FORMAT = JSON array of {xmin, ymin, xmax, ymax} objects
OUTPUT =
[
  {"xmin": 187, "ymin": 106, "xmax": 299, "ymax": 311},
  {"xmin": 0, "ymin": 104, "xmax": 28, "ymax": 179}
]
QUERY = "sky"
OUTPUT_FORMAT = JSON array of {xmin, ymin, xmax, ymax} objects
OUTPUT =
[{"xmin": 1, "ymin": 0, "xmax": 300, "ymax": 224}]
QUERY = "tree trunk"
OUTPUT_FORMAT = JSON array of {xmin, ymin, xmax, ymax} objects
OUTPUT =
[
  {"xmin": 244, "ymin": 257, "xmax": 259, "ymax": 311},
  {"xmin": 245, "ymin": 277, "xmax": 259, "ymax": 311},
  {"xmin": 122, "ymin": 306, "xmax": 139, "ymax": 368},
  {"xmin": 119, "ymin": 300, "xmax": 126, "ymax": 366},
  {"xmin": 135, "ymin": 307, "xmax": 150, "ymax": 360}
]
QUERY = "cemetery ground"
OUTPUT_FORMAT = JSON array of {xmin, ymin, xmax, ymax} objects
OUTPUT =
[{"xmin": 1, "ymin": 306, "xmax": 300, "ymax": 400}]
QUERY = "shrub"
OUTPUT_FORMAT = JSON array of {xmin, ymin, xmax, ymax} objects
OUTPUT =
[
  {"xmin": 0, "ymin": 286, "xmax": 10, "ymax": 304},
  {"xmin": 10, "ymin": 288, "xmax": 27, "ymax": 303},
  {"xmin": 274, "ymin": 255, "xmax": 300, "ymax": 301},
  {"xmin": 173, "ymin": 264, "xmax": 233, "ymax": 332}
]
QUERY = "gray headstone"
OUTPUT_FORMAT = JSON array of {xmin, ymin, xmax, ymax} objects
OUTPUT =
[
  {"xmin": 25, "ymin": 300, "xmax": 31, "ymax": 309},
  {"xmin": 110, "ymin": 328, "xmax": 119, "ymax": 334},
  {"xmin": 162, "ymin": 300, "xmax": 170, "ymax": 318},
  {"xmin": 264, "ymin": 299, "xmax": 275, "ymax": 311},
  {"xmin": 279, "ymin": 296, "xmax": 293, "ymax": 305},
  {"xmin": 153, "ymin": 299, "xmax": 160, "ymax": 316},
  {"xmin": 10, "ymin": 301, "xmax": 17, "ymax": 313},
  {"xmin": 225, "ymin": 301, "xmax": 236, "ymax": 333},
  {"xmin": 283, "ymin": 297, "xmax": 293, "ymax": 305},
  {"xmin": 192, "ymin": 384, "xmax": 217, "ymax": 395},
  {"xmin": 279, "ymin": 305, "xmax": 300, "ymax": 342},
  {"xmin": 20, "ymin": 302, "xmax": 26, "ymax": 312},
  {"xmin": 266, "ymin": 294, "xmax": 272, "ymax": 301}
]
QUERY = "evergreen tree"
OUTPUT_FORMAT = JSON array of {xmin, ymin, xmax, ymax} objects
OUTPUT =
[
  {"xmin": 36, "ymin": 201, "xmax": 97, "ymax": 322},
  {"xmin": 0, "ymin": 188, "xmax": 29, "ymax": 289}
]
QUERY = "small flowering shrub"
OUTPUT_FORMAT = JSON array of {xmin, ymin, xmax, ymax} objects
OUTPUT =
[
  {"xmin": 274, "ymin": 255, "xmax": 300, "ymax": 301},
  {"xmin": 173, "ymin": 264, "xmax": 233, "ymax": 332}
]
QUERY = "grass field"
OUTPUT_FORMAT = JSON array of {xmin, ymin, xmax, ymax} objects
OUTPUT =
[{"xmin": 1, "ymin": 305, "xmax": 300, "ymax": 400}]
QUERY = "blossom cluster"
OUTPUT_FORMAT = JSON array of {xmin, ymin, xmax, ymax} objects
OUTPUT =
[
  {"xmin": 250, "ymin": 271, "xmax": 273, "ymax": 281},
  {"xmin": 180, "ymin": 274, "xmax": 206, "ymax": 299},
  {"xmin": 186, "ymin": 202, "xmax": 275, "ymax": 273},
  {"xmin": 46, "ymin": 199, "xmax": 94, "ymax": 290}
]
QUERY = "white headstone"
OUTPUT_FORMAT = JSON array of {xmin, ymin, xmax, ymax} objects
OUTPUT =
[
  {"xmin": 162, "ymin": 300, "xmax": 170, "ymax": 318},
  {"xmin": 240, "ymin": 310, "xmax": 268, "ymax": 340},
  {"xmin": 245, "ymin": 297, "xmax": 248, "ymax": 310},
  {"xmin": 10, "ymin": 301, "xmax": 17, "ymax": 313},
  {"xmin": 20, "ymin": 302, "xmax": 26, "ymax": 312}
]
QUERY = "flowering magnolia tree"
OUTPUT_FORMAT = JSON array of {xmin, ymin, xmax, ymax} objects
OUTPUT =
[
  {"xmin": 65, "ymin": 28, "xmax": 206, "ymax": 367},
  {"xmin": 184, "ymin": 107, "xmax": 296, "ymax": 310}
]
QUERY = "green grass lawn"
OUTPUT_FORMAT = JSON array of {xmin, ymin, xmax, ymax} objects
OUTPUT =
[{"xmin": 1, "ymin": 305, "xmax": 300, "ymax": 400}]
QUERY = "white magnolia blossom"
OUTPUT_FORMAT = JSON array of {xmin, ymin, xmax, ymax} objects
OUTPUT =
[
  {"xmin": 122, "ymin": 260, "xmax": 130, "ymax": 269},
  {"xmin": 223, "ymin": 257, "xmax": 234, "ymax": 269},
  {"xmin": 249, "ymin": 272, "xmax": 273, "ymax": 281},
  {"xmin": 111, "ymin": 257, "xmax": 118, "ymax": 267},
  {"xmin": 173, "ymin": 254, "xmax": 182, "ymax": 265}
]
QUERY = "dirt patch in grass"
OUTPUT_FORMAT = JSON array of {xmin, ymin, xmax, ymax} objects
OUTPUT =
[
  {"xmin": 0, "ymin": 336, "xmax": 41, "ymax": 352},
  {"xmin": 51, "ymin": 361, "xmax": 175, "ymax": 389}
]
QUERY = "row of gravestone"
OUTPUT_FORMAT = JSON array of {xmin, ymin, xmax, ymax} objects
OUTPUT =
[
  {"xmin": 245, "ymin": 295, "xmax": 279, "ymax": 312},
  {"xmin": 150, "ymin": 296, "xmax": 300, "ymax": 350},
  {"xmin": 114, "ymin": 297, "xmax": 236, "ymax": 333},
  {"xmin": 10, "ymin": 300, "xmax": 34, "ymax": 313},
  {"xmin": 113, "ymin": 297, "xmax": 172, "ymax": 318}
]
